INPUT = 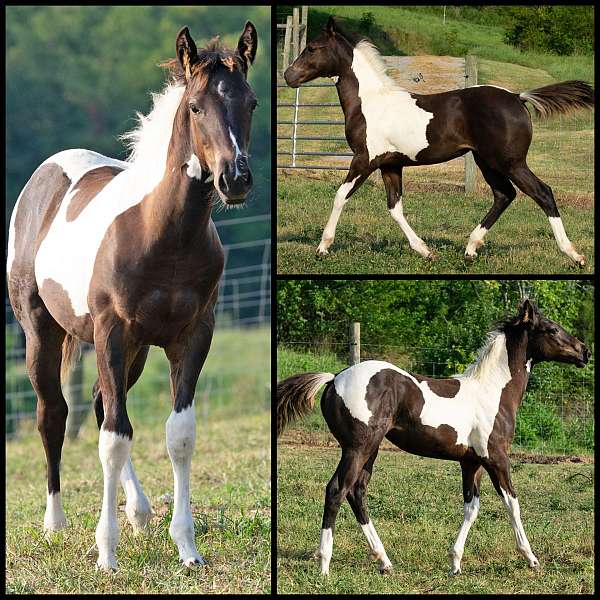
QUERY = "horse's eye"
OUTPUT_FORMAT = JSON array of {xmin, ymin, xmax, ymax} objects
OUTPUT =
[
  {"xmin": 189, "ymin": 102, "xmax": 205, "ymax": 117},
  {"xmin": 307, "ymin": 46, "xmax": 314, "ymax": 53},
  {"xmin": 250, "ymin": 99, "xmax": 258, "ymax": 111},
  {"xmin": 549, "ymin": 327, "xmax": 559, "ymax": 334}
]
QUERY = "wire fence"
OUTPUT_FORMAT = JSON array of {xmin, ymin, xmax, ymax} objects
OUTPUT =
[
  {"xmin": 6, "ymin": 214, "xmax": 271, "ymax": 440},
  {"xmin": 279, "ymin": 334, "xmax": 594, "ymax": 456}
]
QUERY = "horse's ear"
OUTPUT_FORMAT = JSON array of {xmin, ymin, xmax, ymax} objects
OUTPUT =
[
  {"xmin": 237, "ymin": 21, "xmax": 257, "ymax": 73},
  {"xmin": 176, "ymin": 26, "xmax": 198, "ymax": 81},
  {"xmin": 518, "ymin": 299, "xmax": 539, "ymax": 328},
  {"xmin": 326, "ymin": 16, "xmax": 336, "ymax": 36}
]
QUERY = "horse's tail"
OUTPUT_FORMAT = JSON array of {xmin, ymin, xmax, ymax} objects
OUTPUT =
[
  {"xmin": 519, "ymin": 80, "xmax": 594, "ymax": 119},
  {"xmin": 277, "ymin": 372, "xmax": 335, "ymax": 437},
  {"xmin": 60, "ymin": 334, "xmax": 80, "ymax": 383}
]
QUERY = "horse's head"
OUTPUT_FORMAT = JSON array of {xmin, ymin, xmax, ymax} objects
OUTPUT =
[
  {"xmin": 515, "ymin": 299, "xmax": 591, "ymax": 368},
  {"xmin": 176, "ymin": 23, "xmax": 258, "ymax": 205},
  {"xmin": 284, "ymin": 17, "xmax": 347, "ymax": 87}
]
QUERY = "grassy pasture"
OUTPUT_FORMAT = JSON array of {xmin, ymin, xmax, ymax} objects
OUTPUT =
[
  {"xmin": 5, "ymin": 327, "xmax": 271, "ymax": 594},
  {"xmin": 277, "ymin": 441, "xmax": 594, "ymax": 594},
  {"xmin": 276, "ymin": 7, "xmax": 594, "ymax": 275}
]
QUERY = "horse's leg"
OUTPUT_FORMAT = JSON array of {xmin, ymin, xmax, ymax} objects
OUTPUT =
[
  {"xmin": 93, "ymin": 313, "xmax": 136, "ymax": 572},
  {"xmin": 508, "ymin": 162, "xmax": 585, "ymax": 266},
  {"xmin": 381, "ymin": 167, "xmax": 432, "ymax": 258},
  {"xmin": 465, "ymin": 154, "xmax": 517, "ymax": 260},
  {"xmin": 93, "ymin": 345, "xmax": 152, "ymax": 533},
  {"xmin": 22, "ymin": 303, "xmax": 69, "ymax": 532},
  {"xmin": 484, "ymin": 455, "xmax": 539, "ymax": 569},
  {"xmin": 317, "ymin": 449, "xmax": 365, "ymax": 575},
  {"xmin": 448, "ymin": 461, "xmax": 484, "ymax": 575},
  {"xmin": 164, "ymin": 316, "xmax": 215, "ymax": 567},
  {"xmin": 346, "ymin": 448, "xmax": 392, "ymax": 573},
  {"xmin": 316, "ymin": 159, "xmax": 368, "ymax": 256}
]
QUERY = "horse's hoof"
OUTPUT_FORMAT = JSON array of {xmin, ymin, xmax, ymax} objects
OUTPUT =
[
  {"xmin": 379, "ymin": 564, "xmax": 393, "ymax": 574},
  {"xmin": 95, "ymin": 558, "xmax": 118, "ymax": 572},
  {"xmin": 180, "ymin": 555, "xmax": 207, "ymax": 568},
  {"xmin": 448, "ymin": 567, "xmax": 461, "ymax": 577},
  {"xmin": 425, "ymin": 251, "xmax": 436, "ymax": 261},
  {"xmin": 528, "ymin": 558, "xmax": 540, "ymax": 570},
  {"xmin": 315, "ymin": 248, "xmax": 329, "ymax": 257},
  {"xmin": 464, "ymin": 252, "xmax": 476, "ymax": 262},
  {"xmin": 576, "ymin": 256, "xmax": 586, "ymax": 268}
]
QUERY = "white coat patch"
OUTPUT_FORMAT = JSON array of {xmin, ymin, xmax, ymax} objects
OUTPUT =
[
  {"xmin": 525, "ymin": 359, "xmax": 532, "ymax": 373},
  {"xmin": 351, "ymin": 41, "xmax": 433, "ymax": 162},
  {"xmin": 186, "ymin": 153, "xmax": 203, "ymax": 180},
  {"xmin": 332, "ymin": 333, "xmax": 511, "ymax": 456},
  {"xmin": 33, "ymin": 84, "xmax": 186, "ymax": 317},
  {"xmin": 228, "ymin": 128, "xmax": 243, "ymax": 179}
]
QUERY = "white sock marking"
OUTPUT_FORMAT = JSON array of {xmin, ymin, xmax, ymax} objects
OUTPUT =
[
  {"xmin": 500, "ymin": 488, "xmax": 539, "ymax": 568},
  {"xmin": 166, "ymin": 402, "xmax": 204, "ymax": 566},
  {"xmin": 389, "ymin": 199, "xmax": 431, "ymax": 257},
  {"xmin": 96, "ymin": 429, "xmax": 132, "ymax": 571},
  {"xmin": 316, "ymin": 176, "xmax": 360, "ymax": 254},
  {"xmin": 361, "ymin": 520, "xmax": 392, "ymax": 570},
  {"xmin": 120, "ymin": 457, "xmax": 152, "ymax": 532},
  {"xmin": 318, "ymin": 527, "xmax": 333, "ymax": 575},
  {"xmin": 465, "ymin": 224, "xmax": 488, "ymax": 257},
  {"xmin": 449, "ymin": 496, "xmax": 480, "ymax": 574},
  {"xmin": 44, "ymin": 491, "xmax": 68, "ymax": 532},
  {"xmin": 548, "ymin": 216, "xmax": 584, "ymax": 264}
]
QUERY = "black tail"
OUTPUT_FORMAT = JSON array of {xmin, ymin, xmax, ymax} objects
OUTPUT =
[
  {"xmin": 519, "ymin": 80, "xmax": 594, "ymax": 119},
  {"xmin": 276, "ymin": 372, "xmax": 335, "ymax": 437}
]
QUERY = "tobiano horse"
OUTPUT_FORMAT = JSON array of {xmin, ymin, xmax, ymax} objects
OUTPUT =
[
  {"xmin": 277, "ymin": 300, "xmax": 591, "ymax": 575},
  {"xmin": 284, "ymin": 17, "xmax": 594, "ymax": 266},
  {"xmin": 7, "ymin": 23, "xmax": 258, "ymax": 571}
]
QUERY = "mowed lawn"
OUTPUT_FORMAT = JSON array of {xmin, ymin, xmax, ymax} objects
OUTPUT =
[
  {"xmin": 277, "ymin": 439, "xmax": 594, "ymax": 594},
  {"xmin": 5, "ymin": 327, "xmax": 271, "ymax": 594},
  {"xmin": 277, "ymin": 173, "xmax": 594, "ymax": 275}
]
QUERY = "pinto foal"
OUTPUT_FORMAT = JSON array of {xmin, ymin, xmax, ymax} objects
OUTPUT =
[
  {"xmin": 7, "ymin": 23, "xmax": 258, "ymax": 570},
  {"xmin": 284, "ymin": 17, "xmax": 593, "ymax": 266},
  {"xmin": 277, "ymin": 301, "xmax": 590, "ymax": 575}
]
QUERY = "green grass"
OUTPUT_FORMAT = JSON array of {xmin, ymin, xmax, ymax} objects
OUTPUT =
[
  {"xmin": 5, "ymin": 327, "xmax": 271, "ymax": 594},
  {"xmin": 277, "ymin": 443, "xmax": 594, "ymax": 594},
  {"xmin": 277, "ymin": 174, "xmax": 594, "ymax": 274}
]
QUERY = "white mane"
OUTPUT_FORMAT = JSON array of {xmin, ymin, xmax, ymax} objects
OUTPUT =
[
  {"xmin": 456, "ymin": 330, "xmax": 511, "ymax": 383},
  {"xmin": 353, "ymin": 40, "xmax": 406, "ymax": 93},
  {"xmin": 120, "ymin": 82, "xmax": 186, "ymax": 168}
]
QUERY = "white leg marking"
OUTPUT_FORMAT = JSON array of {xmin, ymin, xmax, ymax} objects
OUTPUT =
[
  {"xmin": 316, "ymin": 177, "xmax": 359, "ymax": 255},
  {"xmin": 448, "ymin": 496, "xmax": 480, "ymax": 575},
  {"xmin": 389, "ymin": 199, "xmax": 432, "ymax": 258},
  {"xmin": 317, "ymin": 527, "xmax": 333, "ymax": 575},
  {"xmin": 500, "ymin": 489, "xmax": 539, "ymax": 568},
  {"xmin": 361, "ymin": 520, "xmax": 392, "ymax": 572},
  {"xmin": 166, "ymin": 402, "xmax": 205, "ymax": 567},
  {"xmin": 120, "ymin": 457, "xmax": 153, "ymax": 533},
  {"xmin": 44, "ymin": 491, "xmax": 68, "ymax": 532},
  {"xmin": 465, "ymin": 224, "xmax": 488, "ymax": 258},
  {"xmin": 549, "ymin": 217, "xmax": 585, "ymax": 265},
  {"xmin": 96, "ymin": 429, "xmax": 132, "ymax": 571}
]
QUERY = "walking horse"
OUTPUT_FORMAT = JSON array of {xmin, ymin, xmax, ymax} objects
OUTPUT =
[
  {"xmin": 7, "ymin": 23, "xmax": 258, "ymax": 571},
  {"xmin": 284, "ymin": 17, "xmax": 594, "ymax": 266},
  {"xmin": 277, "ymin": 300, "xmax": 591, "ymax": 575}
]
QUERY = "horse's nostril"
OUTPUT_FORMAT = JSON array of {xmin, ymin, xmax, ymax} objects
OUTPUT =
[{"xmin": 218, "ymin": 171, "xmax": 228, "ymax": 191}]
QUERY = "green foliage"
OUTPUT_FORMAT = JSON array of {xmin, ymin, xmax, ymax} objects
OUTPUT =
[
  {"xmin": 504, "ymin": 6, "xmax": 594, "ymax": 55},
  {"xmin": 359, "ymin": 12, "xmax": 376, "ymax": 34}
]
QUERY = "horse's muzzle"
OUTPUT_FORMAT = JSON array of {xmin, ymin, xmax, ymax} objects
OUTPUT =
[
  {"xmin": 578, "ymin": 345, "xmax": 592, "ymax": 367},
  {"xmin": 216, "ymin": 159, "xmax": 252, "ymax": 205},
  {"xmin": 283, "ymin": 66, "xmax": 301, "ymax": 88}
]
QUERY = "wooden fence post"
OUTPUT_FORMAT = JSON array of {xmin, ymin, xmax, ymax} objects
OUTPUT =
[
  {"xmin": 292, "ymin": 7, "xmax": 300, "ymax": 61},
  {"xmin": 464, "ymin": 55, "xmax": 478, "ymax": 195},
  {"xmin": 349, "ymin": 322, "xmax": 360, "ymax": 365},
  {"xmin": 300, "ymin": 6, "xmax": 308, "ymax": 52},
  {"xmin": 283, "ymin": 15, "xmax": 292, "ymax": 70},
  {"xmin": 65, "ymin": 356, "xmax": 88, "ymax": 440}
]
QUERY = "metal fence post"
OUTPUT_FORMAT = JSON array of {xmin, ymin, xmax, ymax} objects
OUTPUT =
[{"xmin": 349, "ymin": 322, "xmax": 360, "ymax": 365}]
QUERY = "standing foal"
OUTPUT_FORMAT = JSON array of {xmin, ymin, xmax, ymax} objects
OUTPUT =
[
  {"xmin": 277, "ymin": 301, "xmax": 590, "ymax": 575},
  {"xmin": 7, "ymin": 23, "xmax": 258, "ymax": 570}
]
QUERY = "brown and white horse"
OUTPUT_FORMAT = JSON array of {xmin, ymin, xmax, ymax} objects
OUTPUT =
[
  {"xmin": 284, "ymin": 17, "xmax": 594, "ymax": 266},
  {"xmin": 277, "ymin": 300, "xmax": 590, "ymax": 575},
  {"xmin": 7, "ymin": 23, "xmax": 258, "ymax": 571}
]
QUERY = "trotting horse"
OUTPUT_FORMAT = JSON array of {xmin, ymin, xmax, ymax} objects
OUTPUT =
[
  {"xmin": 7, "ymin": 23, "xmax": 258, "ymax": 571},
  {"xmin": 277, "ymin": 300, "xmax": 591, "ymax": 575},
  {"xmin": 284, "ymin": 17, "xmax": 594, "ymax": 266}
]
